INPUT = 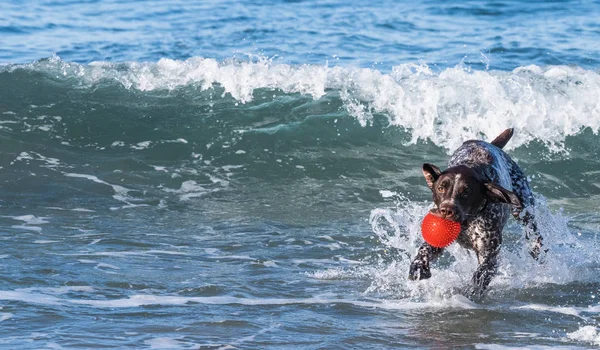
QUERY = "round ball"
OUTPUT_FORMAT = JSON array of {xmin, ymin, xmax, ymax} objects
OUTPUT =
[{"xmin": 421, "ymin": 213, "xmax": 461, "ymax": 248}]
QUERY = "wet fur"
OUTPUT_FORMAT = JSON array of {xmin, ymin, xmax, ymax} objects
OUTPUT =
[{"xmin": 409, "ymin": 128, "xmax": 544, "ymax": 299}]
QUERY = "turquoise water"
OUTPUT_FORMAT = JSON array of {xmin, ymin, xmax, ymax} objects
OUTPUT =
[{"xmin": 1, "ymin": 1, "xmax": 600, "ymax": 348}]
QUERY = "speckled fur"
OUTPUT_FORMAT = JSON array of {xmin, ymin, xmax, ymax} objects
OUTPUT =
[{"xmin": 409, "ymin": 130, "xmax": 544, "ymax": 299}]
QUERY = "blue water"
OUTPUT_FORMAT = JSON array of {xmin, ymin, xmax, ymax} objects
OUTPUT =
[
  {"xmin": 1, "ymin": 0, "xmax": 600, "ymax": 348},
  {"xmin": 3, "ymin": 0, "xmax": 600, "ymax": 70}
]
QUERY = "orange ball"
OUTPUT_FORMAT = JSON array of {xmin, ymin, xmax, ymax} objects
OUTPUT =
[{"xmin": 421, "ymin": 213, "xmax": 461, "ymax": 248}]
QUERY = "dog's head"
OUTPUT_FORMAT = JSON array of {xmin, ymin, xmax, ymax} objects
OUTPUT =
[{"xmin": 422, "ymin": 163, "xmax": 522, "ymax": 223}]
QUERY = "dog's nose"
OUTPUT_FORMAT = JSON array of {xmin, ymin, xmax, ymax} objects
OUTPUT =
[{"xmin": 439, "ymin": 205, "xmax": 455, "ymax": 218}]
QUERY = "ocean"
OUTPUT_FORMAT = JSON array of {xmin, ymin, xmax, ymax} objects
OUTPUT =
[{"xmin": 1, "ymin": 0, "xmax": 600, "ymax": 348}]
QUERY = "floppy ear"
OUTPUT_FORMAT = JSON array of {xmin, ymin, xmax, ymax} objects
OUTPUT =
[
  {"xmin": 422, "ymin": 163, "xmax": 441, "ymax": 189},
  {"xmin": 484, "ymin": 183, "xmax": 522, "ymax": 210}
]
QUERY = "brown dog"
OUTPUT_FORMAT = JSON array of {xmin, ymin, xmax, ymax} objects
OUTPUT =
[{"xmin": 409, "ymin": 128, "xmax": 544, "ymax": 298}]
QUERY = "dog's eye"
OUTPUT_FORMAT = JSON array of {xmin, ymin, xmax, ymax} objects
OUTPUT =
[
  {"xmin": 436, "ymin": 185, "xmax": 445, "ymax": 193},
  {"xmin": 461, "ymin": 188, "xmax": 471, "ymax": 197}
]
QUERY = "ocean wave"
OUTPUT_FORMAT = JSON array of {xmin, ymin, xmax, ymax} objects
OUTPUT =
[{"xmin": 2, "ymin": 56, "xmax": 600, "ymax": 153}]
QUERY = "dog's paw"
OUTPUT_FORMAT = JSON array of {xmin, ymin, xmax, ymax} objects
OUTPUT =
[
  {"xmin": 408, "ymin": 262, "xmax": 431, "ymax": 281},
  {"xmin": 463, "ymin": 285, "xmax": 486, "ymax": 302},
  {"xmin": 529, "ymin": 240, "xmax": 548, "ymax": 263},
  {"xmin": 530, "ymin": 248, "xmax": 549, "ymax": 264}
]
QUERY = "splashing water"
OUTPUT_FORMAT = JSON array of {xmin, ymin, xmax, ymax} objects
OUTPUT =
[{"xmin": 339, "ymin": 192, "xmax": 600, "ymax": 305}]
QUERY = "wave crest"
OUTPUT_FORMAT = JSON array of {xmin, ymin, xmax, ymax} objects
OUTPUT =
[{"xmin": 3, "ymin": 56, "xmax": 600, "ymax": 152}]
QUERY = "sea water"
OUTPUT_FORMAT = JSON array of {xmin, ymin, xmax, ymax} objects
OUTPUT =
[{"xmin": 1, "ymin": 0, "xmax": 600, "ymax": 348}]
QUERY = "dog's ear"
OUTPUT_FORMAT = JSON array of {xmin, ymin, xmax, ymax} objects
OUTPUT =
[
  {"xmin": 422, "ymin": 163, "xmax": 441, "ymax": 189},
  {"xmin": 484, "ymin": 183, "xmax": 522, "ymax": 210}
]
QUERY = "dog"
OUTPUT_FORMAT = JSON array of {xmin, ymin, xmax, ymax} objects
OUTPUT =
[{"xmin": 408, "ymin": 128, "xmax": 544, "ymax": 299}]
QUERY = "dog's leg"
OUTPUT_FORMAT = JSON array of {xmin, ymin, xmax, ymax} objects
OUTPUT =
[
  {"xmin": 408, "ymin": 243, "xmax": 443, "ymax": 280},
  {"xmin": 515, "ymin": 209, "xmax": 545, "ymax": 260},
  {"xmin": 511, "ymin": 190, "xmax": 545, "ymax": 260},
  {"xmin": 468, "ymin": 238, "xmax": 500, "ymax": 299},
  {"xmin": 509, "ymin": 167, "xmax": 545, "ymax": 260}
]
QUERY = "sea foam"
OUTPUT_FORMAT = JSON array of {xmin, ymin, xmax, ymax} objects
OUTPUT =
[{"xmin": 5, "ymin": 56, "xmax": 600, "ymax": 153}]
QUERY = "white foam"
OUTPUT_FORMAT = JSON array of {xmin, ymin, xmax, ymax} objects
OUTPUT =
[
  {"xmin": 11, "ymin": 225, "xmax": 42, "ymax": 232},
  {"xmin": 71, "ymin": 208, "xmax": 95, "ymax": 212},
  {"xmin": 160, "ymin": 138, "xmax": 188, "ymax": 144},
  {"xmin": 379, "ymin": 190, "xmax": 398, "ymax": 198},
  {"xmin": 369, "ymin": 197, "xmax": 430, "ymax": 254},
  {"xmin": 475, "ymin": 345, "xmax": 572, "ymax": 350},
  {"xmin": 204, "ymin": 248, "xmax": 219, "ymax": 255},
  {"xmin": 131, "ymin": 141, "xmax": 152, "ymax": 150},
  {"xmin": 567, "ymin": 326, "xmax": 600, "ymax": 345},
  {"xmin": 0, "ymin": 288, "xmax": 482, "ymax": 311},
  {"xmin": 512, "ymin": 304, "xmax": 582, "ymax": 319},
  {"xmin": 162, "ymin": 180, "xmax": 220, "ymax": 201},
  {"xmin": 63, "ymin": 172, "xmax": 145, "ymax": 209},
  {"xmin": 251, "ymin": 260, "xmax": 277, "ymax": 268},
  {"xmin": 207, "ymin": 175, "xmax": 229, "ymax": 186},
  {"xmin": 12, "ymin": 152, "xmax": 61, "ymax": 168},
  {"xmin": 14, "ymin": 152, "xmax": 33, "ymax": 162},
  {"xmin": 0, "ymin": 290, "xmax": 62, "ymax": 306},
  {"xmin": 78, "ymin": 259, "xmax": 97, "ymax": 264},
  {"xmin": 93, "ymin": 294, "xmax": 467, "ymax": 310},
  {"xmin": 16, "ymin": 56, "xmax": 599, "ymax": 153},
  {"xmin": 95, "ymin": 263, "xmax": 120, "ymax": 270},
  {"xmin": 310, "ymin": 267, "xmax": 364, "ymax": 280},
  {"xmin": 176, "ymin": 180, "xmax": 207, "ymax": 200},
  {"xmin": 221, "ymin": 165, "xmax": 244, "ymax": 172},
  {"xmin": 8, "ymin": 215, "xmax": 49, "ymax": 225}
]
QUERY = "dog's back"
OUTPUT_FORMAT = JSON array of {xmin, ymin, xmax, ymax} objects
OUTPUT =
[
  {"xmin": 448, "ymin": 140, "xmax": 514, "ymax": 191},
  {"xmin": 449, "ymin": 137, "xmax": 535, "ymax": 212}
]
